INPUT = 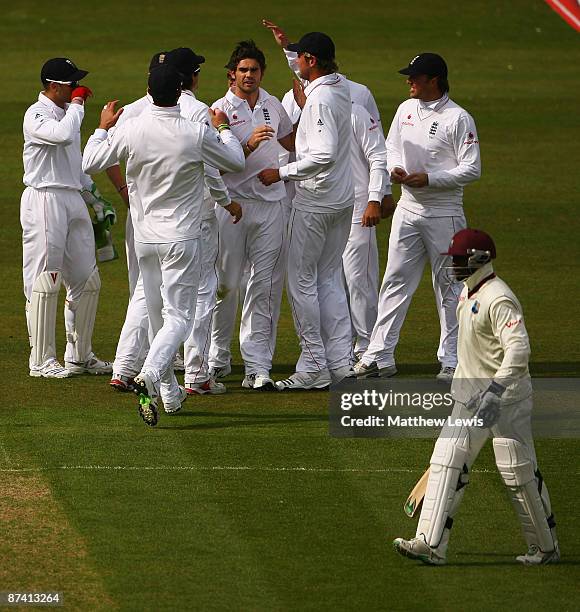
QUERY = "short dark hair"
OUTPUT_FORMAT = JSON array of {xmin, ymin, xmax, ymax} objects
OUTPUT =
[
  {"xmin": 434, "ymin": 75, "xmax": 450, "ymax": 94},
  {"xmin": 315, "ymin": 56, "xmax": 338, "ymax": 74},
  {"xmin": 225, "ymin": 40, "xmax": 266, "ymax": 72}
]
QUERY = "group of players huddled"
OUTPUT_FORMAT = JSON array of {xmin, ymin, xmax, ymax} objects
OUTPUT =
[{"xmin": 21, "ymin": 19, "xmax": 559, "ymax": 565}]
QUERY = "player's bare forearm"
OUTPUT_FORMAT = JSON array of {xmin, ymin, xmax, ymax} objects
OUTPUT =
[
  {"xmin": 262, "ymin": 19, "xmax": 290, "ymax": 48},
  {"xmin": 381, "ymin": 194, "xmax": 396, "ymax": 218},
  {"xmin": 106, "ymin": 165, "xmax": 129, "ymax": 206}
]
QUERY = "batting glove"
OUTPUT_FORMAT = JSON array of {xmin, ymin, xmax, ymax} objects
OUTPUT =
[
  {"xmin": 80, "ymin": 183, "xmax": 117, "ymax": 225},
  {"xmin": 71, "ymin": 86, "xmax": 93, "ymax": 101},
  {"xmin": 466, "ymin": 381, "xmax": 506, "ymax": 428}
]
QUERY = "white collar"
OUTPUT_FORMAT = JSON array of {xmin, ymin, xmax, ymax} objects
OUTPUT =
[
  {"xmin": 38, "ymin": 92, "xmax": 65, "ymax": 113},
  {"xmin": 150, "ymin": 104, "xmax": 181, "ymax": 115},
  {"xmin": 225, "ymin": 87, "xmax": 270, "ymax": 109},
  {"xmin": 418, "ymin": 93, "xmax": 449, "ymax": 112},
  {"xmin": 304, "ymin": 73, "xmax": 341, "ymax": 96},
  {"xmin": 465, "ymin": 262, "xmax": 495, "ymax": 292}
]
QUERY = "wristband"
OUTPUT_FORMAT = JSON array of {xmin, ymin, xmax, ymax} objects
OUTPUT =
[
  {"xmin": 217, "ymin": 124, "xmax": 230, "ymax": 133},
  {"xmin": 118, "ymin": 184, "xmax": 127, "ymax": 193}
]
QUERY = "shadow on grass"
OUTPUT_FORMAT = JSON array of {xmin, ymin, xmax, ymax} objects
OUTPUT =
[{"xmin": 158, "ymin": 411, "xmax": 326, "ymax": 430}]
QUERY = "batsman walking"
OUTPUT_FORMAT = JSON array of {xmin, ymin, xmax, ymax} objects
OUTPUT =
[{"xmin": 394, "ymin": 229, "xmax": 559, "ymax": 566}]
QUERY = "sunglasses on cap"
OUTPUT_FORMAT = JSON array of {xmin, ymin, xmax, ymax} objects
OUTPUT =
[{"xmin": 45, "ymin": 78, "xmax": 79, "ymax": 88}]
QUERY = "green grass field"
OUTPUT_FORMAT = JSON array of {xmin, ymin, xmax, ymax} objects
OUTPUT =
[{"xmin": 1, "ymin": 1, "xmax": 579, "ymax": 609}]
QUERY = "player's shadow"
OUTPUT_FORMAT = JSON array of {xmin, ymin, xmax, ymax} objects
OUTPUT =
[
  {"xmin": 159, "ymin": 412, "xmax": 326, "ymax": 430},
  {"xmin": 445, "ymin": 551, "xmax": 580, "ymax": 566}
]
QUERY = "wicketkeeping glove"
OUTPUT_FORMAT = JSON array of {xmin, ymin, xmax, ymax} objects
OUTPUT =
[
  {"xmin": 466, "ymin": 381, "xmax": 506, "ymax": 428},
  {"xmin": 71, "ymin": 86, "xmax": 93, "ymax": 101},
  {"xmin": 92, "ymin": 216, "xmax": 119, "ymax": 263},
  {"xmin": 81, "ymin": 183, "xmax": 117, "ymax": 225}
]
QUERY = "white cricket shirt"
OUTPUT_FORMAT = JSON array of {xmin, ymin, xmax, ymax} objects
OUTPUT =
[
  {"xmin": 179, "ymin": 90, "xmax": 231, "ymax": 219},
  {"xmin": 82, "ymin": 105, "xmax": 244, "ymax": 244},
  {"xmin": 23, "ymin": 93, "xmax": 91, "ymax": 191},
  {"xmin": 278, "ymin": 73, "xmax": 354, "ymax": 213},
  {"xmin": 386, "ymin": 95, "xmax": 481, "ymax": 216},
  {"xmin": 350, "ymin": 103, "xmax": 390, "ymax": 224},
  {"xmin": 212, "ymin": 88, "xmax": 293, "ymax": 202},
  {"xmin": 451, "ymin": 263, "xmax": 532, "ymax": 404}
]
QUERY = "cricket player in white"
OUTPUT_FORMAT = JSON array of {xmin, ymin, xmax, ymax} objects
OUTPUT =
[
  {"xmin": 82, "ymin": 64, "xmax": 244, "ymax": 426},
  {"xmin": 209, "ymin": 40, "xmax": 294, "ymax": 391},
  {"xmin": 106, "ymin": 49, "xmax": 240, "ymax": 394},
  {"xmin": 394, "ymin": 229, "xmax": 559, "ymax": 566},
  {"xmin": 356, "ymin": 53, "xmax": 481, "ymax": 382},
  {"xmin": 259, "ymin": 31, "xmax": 355, "ymax": 390},
  {"xmin": 344, "ymin": 103, "xmax": 391, "ymax": 358},
  {"xmin": 165, "ymin": 48, "xmax": 241, "ymax": 396},
  {"xmin": 106, "ymin": 52, "xmax": 167, "ymax": 392},
  {"xmin": 22, "ymin": 57, "xmax": 111, "ymax": 378}
]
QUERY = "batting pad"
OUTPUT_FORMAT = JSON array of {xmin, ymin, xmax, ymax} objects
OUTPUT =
[
  {"xmin": 493, "ymin": 438, "xmax": 556, "ymax": 552},
  {"xmin": 416, "ymin": 436, "xmax": 469, "ymax": 548},
  {"xmin": 29, "ymin": 271, "xmax": 62, "ymax": 367},
  {"xmin": 65, "ymin": 268, "xmax": 101, "ymax": 363}
]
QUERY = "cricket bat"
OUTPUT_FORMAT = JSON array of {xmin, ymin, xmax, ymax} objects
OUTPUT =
[{"xmin": 404, "ymin": 468, "xmax": 430, "ymax": 518}]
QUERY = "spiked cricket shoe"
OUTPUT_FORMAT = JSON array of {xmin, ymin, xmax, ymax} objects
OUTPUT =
[
  {"xmin": 30, "ymin": 359, "xmax": 72, "ymax": 379},
  {"xmin": 393, "ymin": 537, "xmax": 446, "ymax": 566},
  {"xmin": 133, "ymin": 372, "xmax": 159, "ymax": 427}
]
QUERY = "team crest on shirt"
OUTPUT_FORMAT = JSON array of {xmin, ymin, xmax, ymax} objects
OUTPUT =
[
  {"xmin": 429, "ymin": 121, "xmax": 439, "ymax": 136},
  {"xmin": 263, "ymin": 108, "xmax": 271, "ymax": 123},
  {"xmin": 471, "ymin": 300, "xmax": 480, "ymax": 314},
  {"xmin": 464, "ymin": 131, "xmax": 479, "ymax": 145}
]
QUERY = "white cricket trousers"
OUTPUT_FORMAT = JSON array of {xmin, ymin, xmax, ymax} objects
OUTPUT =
[
  {"xmin": 363, "ymin": 206, "xmax": 466, "ymax": 368},
  {"xmin": 342, "ymin": 223, "xmax": 379, "ymax": 356},
  {"xmin": 209, "ymin": 200, "xmax": 285, "ymax": 375},
  {"xmin": 286, "ymin": 206, "xmax": 353, "ymax": 372},
  {"xmin": 184, "ymin": 217, "xmax": 219, "ymax": 384},
  {"xmin": 21, "ymin": 186, "xmax": 97, "ymax": 363},
  {"xmin": 136, "ymin": 239, "xmax": 200, "ymax": 402}
]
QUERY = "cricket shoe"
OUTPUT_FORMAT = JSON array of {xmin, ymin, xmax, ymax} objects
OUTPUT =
[
  {"xmin": 109, "ymin": 374, "xmax": 135, "ymax": 392},
  {"xmin": 436, "ymin": 366, "xmax": 455, "ymax": 384},
  {"xmin": 66, "ymin": 353, "xmax": 113, "ymax": 375},
  {"xmin": 133, "ymin": 372, "xmax": 159, "ymax": 427},
  {"xmin": 30, "ymin": 359, "xmax": 72, "ymax": 379},
  {"xmin": 393, "ymin": 536, "xmax": 446, "ymax": 566},
  {"xmin": 164, "ymin": 386, "xmax": 187, "ymax": 414},
  {"xmin": 276, "ymin": 370, "xmax": 331, "ymax": 391},
  {"xmin": 516, "ymin": 543, "xmax": 560, "ymax": 565},
  {"xmin": 353, "ymin": 361, "xmax": 379, "ymax": 378},
  {"xmin": 330, "ymin": 366, "xmax": 356, "ymax": 383},
  {"xmin": 185, "ymin": 378, "xmax": 226, "ymax": 395},
  {"xmin": 242, "ymin": 373, "xmax": 277, "ymax": 391},
  {"xmin": 173, "ymin": 353, "xmax": 185, "ymax": 372},
  {"xmin": 209, "ymin": 363, "xmax": 232, "ymax": 379}
]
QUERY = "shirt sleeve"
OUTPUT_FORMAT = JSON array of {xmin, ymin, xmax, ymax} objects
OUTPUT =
[
  {"xmin": 24, "ymin": 103, "xmax": 84, "ymax": 146},
  {"xmin": 200, "ymin": 126, "xmax": 245, "ymax": 174},
  {"xmin": 489, "ymin": 298, "xmax": 531, "ymax": 386},
  {"xmin": 82, "ymin": 127, "xmax": 128, "ymax": 175},
  {"xmin": 362, "ymin": 88, "xmax": 382, "ymax": 131},
  {"xmin": 352, "ymin": 108, "xmax": 389, "ymax": 202},
  {"xmin": 279, "ymin": 102, "xmax": 337, "ymax": 181},
  {"xmin": 385, "ymin": 105, "xmax": 404, "ymax": 174},
  {"xmin": 428, "ymin": 112, "xmax": 481, "ymax": 188},
  {"xmin": 203, "ymin": 162, "xmax": 231, "ymax": 208},
  {"xmin": 274, "ymin": 99, "xmax": 294, "ymax": 139}
]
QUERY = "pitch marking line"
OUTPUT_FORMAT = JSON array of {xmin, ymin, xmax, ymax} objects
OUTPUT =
[{"xmin": 0, "ymin": 465, "xmax": 568, "ymax": 475}]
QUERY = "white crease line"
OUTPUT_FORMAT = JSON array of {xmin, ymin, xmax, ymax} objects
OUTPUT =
[{"xmin": 0, "ymin": 465, "xmax": 567, "ymax": 475}]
